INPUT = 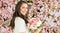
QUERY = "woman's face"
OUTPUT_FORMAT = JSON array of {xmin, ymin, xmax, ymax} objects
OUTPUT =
[{"xmin": 20, "ymin": 3, "xmax": 28, "ymax": 16}]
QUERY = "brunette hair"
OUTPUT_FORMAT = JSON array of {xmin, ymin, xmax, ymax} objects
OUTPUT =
[{"xmin": 9, "ymin": 0, "xmax": 28, "ymax": 29}]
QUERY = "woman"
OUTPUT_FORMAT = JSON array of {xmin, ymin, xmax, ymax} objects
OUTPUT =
[{"xmin": 10, "ymin": 0, "xmax": 29, "ymax": 33}]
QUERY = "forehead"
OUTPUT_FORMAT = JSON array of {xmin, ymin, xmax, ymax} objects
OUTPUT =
[{"xmin": 21, "ymin": 3, "xmax": 28, "ymax": 7}]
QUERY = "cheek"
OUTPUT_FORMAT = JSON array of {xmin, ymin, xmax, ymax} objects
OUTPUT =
[
  {"xmin": 26, "ymin": 9, "xmax": 28, "ymax": 11},
  {"xmin": 25, "ymin": 9, "xmax": 27, "ymax": 12},
  {"xmin": 21, "ymin": 9, "xmax": 24, "ymax": 11},
  {"xmin": 23, "ymin": 8, "xmax": 28, "ymax": 11},
  {"xmin": 20, "ymin": 9, "xmax": 26, "ymax": 14},
  {"xmin": 21, "ymin": 8, "xmax": 28, "ymax": 12}
]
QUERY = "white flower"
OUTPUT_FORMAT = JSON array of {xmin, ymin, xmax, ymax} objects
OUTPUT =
[{"xmin": 37, "ymin": 20, "xmax": 42, "ymax": 27}]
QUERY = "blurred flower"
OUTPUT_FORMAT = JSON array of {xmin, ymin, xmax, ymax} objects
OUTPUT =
[{"xmin": 28, "ymin": 17, "xmax": 42, "ymax": 33}]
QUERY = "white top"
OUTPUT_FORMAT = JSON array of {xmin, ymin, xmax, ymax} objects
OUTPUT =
[{"xmin": 13, "ymin": 17, "xmax": 29, "ymax": 33}]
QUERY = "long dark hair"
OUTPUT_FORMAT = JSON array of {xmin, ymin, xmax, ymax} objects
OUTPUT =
[{"xmin": 9, "ymin": 1, "xmax": 28, "ymax": 29}]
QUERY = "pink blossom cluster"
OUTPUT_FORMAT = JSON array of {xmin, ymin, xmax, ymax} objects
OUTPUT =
[
  {"xmin": 0, "ymin": 0, "xmax": 16, "ymax": 33},
  {"xmin": 28, "ymin": 0, "xmax": 60, "ymax": 33},
  {"xmin": 0, "ymin": 0, "xmax": 60, "ymax": 33},
  {"xmin": 0, "ymin": 0, "xmax": 17, "ymax": 26},
  {"xmin": 0, "ymin": 17, "xmax": 12, "ymax": 33}
]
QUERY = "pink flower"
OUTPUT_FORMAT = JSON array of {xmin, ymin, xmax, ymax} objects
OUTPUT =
[
  {"xmin": 34, "ymin": 0, "xmax": 38, "ymax": 2},
  {"xmin": 7, "ymin": 13, "xmax": 12, "ymax": 19},
  {"xmin": 28, "ymin": 17, "xmax": 39, "ymax": 30},
  {"xmin": 45, "ymin": 0, "xmax": 49, "ymax": 3},
  {"xmin": 0, "ymin": 1, "xmax": 2, "ymax": 7},
  {"xmin": 11, "ymin": 4, "xmax": 15, "ymax": 11},
  {"xmin": 28, "ymin": 17, "xmax": 39, "ymax": 25},
  {"xmin": 5, "ymin": 26, "xmax": 12, "ymax": 33},
  {"xmin": 0, "ymin": 26, "xmax": 6, "ymax": 33},
  {"xmin": 37, "ymin": 0, "xmax": 43, "ymax": 6},
  {"xmin": 1, "ymin": 8, "xmax": 6, "ymax": 16},
  {"xmin": 28, "ymin": 17, "xmax": 43, "ymax": 31}
]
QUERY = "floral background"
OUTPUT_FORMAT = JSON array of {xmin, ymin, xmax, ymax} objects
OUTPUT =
[{"xmin": 0, "ymin": 0, "xmax": 60, "ymax": 33}]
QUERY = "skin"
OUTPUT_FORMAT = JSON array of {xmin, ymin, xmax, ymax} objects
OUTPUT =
[
  {"xmin": 19, "ymin": 3, "xmax": 28, "ymax": 33},
  {"xmin": 20, "ymin": 3, "xmax": 28, "ymax": 16}
]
